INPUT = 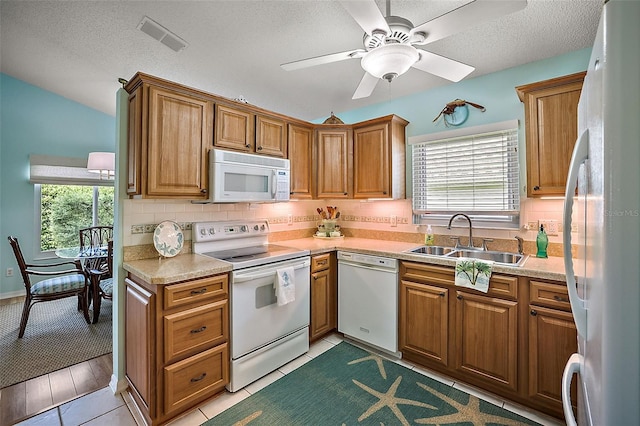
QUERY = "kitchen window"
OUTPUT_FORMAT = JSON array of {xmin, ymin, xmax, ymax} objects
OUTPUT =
[
  {"xmin": 30, "ymin": 155, "xmax": 114, "ymax": 255},
  {"xmin": 411, "ymin": 120, "xmax": 520, "ymax": 229}
]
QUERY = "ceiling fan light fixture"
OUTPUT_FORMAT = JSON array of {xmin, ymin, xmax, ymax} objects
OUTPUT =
[{"xmin": 361, "ymin": 44, "xmax": 418, "ymax": 81}]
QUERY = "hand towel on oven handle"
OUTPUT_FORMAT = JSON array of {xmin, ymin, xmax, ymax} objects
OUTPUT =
[{"xmin": 275, "ymin": 266, "xmax": 296, "ymax": 306}]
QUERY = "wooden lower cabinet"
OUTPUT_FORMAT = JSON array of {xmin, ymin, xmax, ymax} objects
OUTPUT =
[
  {"xmin": 309, "ymin": 253, "xmax": 337, "ymax": 341},
  {"xmin": 454, "ymin": 291, "xmax": 518, "ymax": 392},
  {"xmin": 125, "ymin": 273, "xmax": 229, "ymax": 425},
  {"xmin": 399, "ymin": 261, "xmax": 574, "ymax": 420}
]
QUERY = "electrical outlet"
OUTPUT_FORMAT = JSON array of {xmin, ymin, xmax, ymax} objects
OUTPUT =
[
  {"xmin": 6, "ymin": 267, "xmax": 14, "ymax": 277},
  {"xmin": 131, "ymin": 225, "xmax": 144, "ymax": 234},
  {"xmin": 287, "ymin": 214, "xmax": 293, "ymax": 225},
  {"xmin": 539, "ymin": 220, "xmax": 559, "ymax": 236},
  {"xmin": 527, "ymin": 221, "xmax": 538, "ymax": 231},
  {"xmin": 144, "ymin": 224, "xmax": 156, "ymax": 233},
  {"xmin": 390, "ymin": 215, "xmax": 397, "ymax": 227}
]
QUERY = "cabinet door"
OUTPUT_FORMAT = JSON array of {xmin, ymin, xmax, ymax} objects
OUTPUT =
[
  {"xmin": 310, "ymin": 268, "xmax": 334, "ymax": 341},
  {"xmin": 316, "ymin": 129, "xmax": 351, "ymax": 198},
  {"xmin": 127, "ymin": 86, "xmax": 143, "ymax": 195},
  {"xmin": 147, "ymin": 86, "xmax": 212, "ymax": 198},
  {"xmin": 256, "ymin": 115, "xmax": 286, "ymax": 157},
  {"xmin": 288, "ymin": 124, "xmax": 313, "ymax": 199},
  {"xmin": 125, "ymin": 279, "xmax": 155, "ymax": 409},
  {"xmin": 455, "ymin": 291, "xmax": 518, "ymax": 392},
  {"xmin": 353, "ymin": 123, "xmax": 390, "ymax": 198},
  {"xmin": 528, "ymin": 305, "xmax": 577, "ymax": 408},
  {"xmin": 517, "ymin": 72, "xmax": 585, "ymax": 196},
  {"xmin": 399, "ymin": 280, "xmax": 449, "ymax": 366},
  {"xmin": 214, "ymin": 104, "xmax": 254, "ymax": 152}
]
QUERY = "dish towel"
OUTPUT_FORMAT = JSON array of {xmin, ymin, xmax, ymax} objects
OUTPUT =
[
  {"xmin": 454, "ymin": 257, "xmax": 494, "ymax": 293},
  {"xmin": 275, "ymin": 266, "xmax": 296, "ymax": 306}
]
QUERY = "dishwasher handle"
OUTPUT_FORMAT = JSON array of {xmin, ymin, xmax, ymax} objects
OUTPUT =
[{"xmin": 338, "ymin": 259, "xmax": 398, "ymax": 273}]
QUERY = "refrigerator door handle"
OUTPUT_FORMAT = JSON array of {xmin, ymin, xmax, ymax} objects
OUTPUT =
[
  {"xmin": 563, "ymin": 129, "xmax": 589, "ymax": 337},
  {"xmin": 562, "ymin": 353, "xmax": 583, "ymax": 426}
]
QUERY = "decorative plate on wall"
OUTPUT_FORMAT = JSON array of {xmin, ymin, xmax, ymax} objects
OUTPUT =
[
  {"xmin": 444, "ymin": 103, "xmax": 469, "ymax": 126},
  {"xmin": 153, "ymin": 220, "xmax": 184, "ymax": 257}
]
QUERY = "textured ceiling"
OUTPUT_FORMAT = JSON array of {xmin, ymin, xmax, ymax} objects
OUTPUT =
[{"xmin": 0, "ymin": 0, "xmax": 602, "ymax": 121}]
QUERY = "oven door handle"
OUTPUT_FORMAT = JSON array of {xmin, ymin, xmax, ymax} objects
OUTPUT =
[{"xmin": 233, "ymin": 261, "xmax": 310, "ymax": 283}]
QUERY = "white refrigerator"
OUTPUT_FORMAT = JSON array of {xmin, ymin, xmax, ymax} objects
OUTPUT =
[{"xmin": 561, "ymin": 1, "xmax": 640, "ymax": 425}]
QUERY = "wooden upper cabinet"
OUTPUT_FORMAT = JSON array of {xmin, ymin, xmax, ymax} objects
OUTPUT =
[
  {"xmin": 516, "ymin": 72, "xmax": 586, "ymax": 197},
  {"xmin": 315, "ymin": 128, "xmax": 352, "ymax": 199},
  {"xmin": 288, "ymin": 123, "xmax": 313, "ymax": 199},
  {"xmin": 214, "ymin": 104, "xmax": 254, "ymax": 152},
  {"xmin": 125, "ymin": 74, "xmax": 213, "ymax": 200},
  {"xmin": 352, "ymin": 115, "xmax": 408, "ymax": 199},
  {"xmin": 256, "ymin": 115, "xmax": 287, "ymax": 157}
]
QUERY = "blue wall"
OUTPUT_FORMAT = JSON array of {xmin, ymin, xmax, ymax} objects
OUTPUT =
[
  {"xmin": 0, "ymin": 73, "xmax": 116, "ymax": 296},
  {"xmin": 316, "ymin": 48, "xmax": 591, "ymax": 136}
]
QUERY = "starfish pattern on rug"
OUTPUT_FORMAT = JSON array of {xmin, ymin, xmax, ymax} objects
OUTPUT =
[
  {"xmin": 414, "ymin": 382, "xmax": 527, "ymax": 425},
  {"xmin": 233, "ymin": 410, "xmax": 262, "ymax": 426},
  {"xmin": 353, "ymin": 375, "xmax": 437, "ymax": 426},
  {"xmin": 348, "ymin": 353, "xmax": 388, "ymax": 379}
]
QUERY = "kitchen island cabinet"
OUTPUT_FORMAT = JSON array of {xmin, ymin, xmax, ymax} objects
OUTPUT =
[
  {"xmin": 309, "ymin": 253, "xmax": 337, "ymax": 341},
  {"xmin": 516, "ymin": 72, "xmax": 586, "ymax": 197},
  {"xmin": 125, "ymin": 74, "xmax": 213, "ymax": 200},
  {"xmin": 124, "ymin": 272, "xmax": 229, "ymax": 426}
]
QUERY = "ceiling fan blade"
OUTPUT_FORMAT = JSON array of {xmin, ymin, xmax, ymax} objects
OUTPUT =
[
  {"xmin": 352, "ymin": 72, "xmax": 379, "ymax": 99},
  {"xmin": 338, "ymin": 0, "xmax": 390, "ymax": 36},
  {"xmin": 281, "ymin": 49, "xmax": 365, "ymax": 71},
  {"xmin": 412, "ymin": 50, "xmax": 474, "ymax": 82},
  {"xmin": 410, "ymin": 0, "xmax": 527, "ymax": 45}
]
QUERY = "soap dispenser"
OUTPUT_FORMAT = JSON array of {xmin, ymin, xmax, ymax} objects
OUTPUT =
[
  {"xmin": 536, "ymin": 224, "xmax": 548, "ymax": 258},
  {"xmin": 425, "ymin": 225, "xmax": 434, "ymax": 246}
]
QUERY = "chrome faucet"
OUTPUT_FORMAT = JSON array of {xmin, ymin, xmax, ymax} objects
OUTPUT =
[
  {"xmin": 447, "ymin": 213, "xmax": 474, "ymax": 248},
  {"xmin": 515, "ymin": 236, "xmax": 524, "ymax": 255}
]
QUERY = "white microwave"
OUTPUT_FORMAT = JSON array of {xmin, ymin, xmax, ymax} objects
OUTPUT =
[{"xmin": 203, "ymin": 148, "xmax": 290, "ymax": 203}]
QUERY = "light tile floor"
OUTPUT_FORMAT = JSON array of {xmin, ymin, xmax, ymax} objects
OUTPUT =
[{"xmin": 17, "ymin": 334, "xmax": 565, "ymax": 426}]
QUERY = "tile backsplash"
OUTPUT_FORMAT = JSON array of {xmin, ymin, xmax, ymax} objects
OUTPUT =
[{"xmin": 122, "ymin": 197, "xmax": 566, "ymax": 249}]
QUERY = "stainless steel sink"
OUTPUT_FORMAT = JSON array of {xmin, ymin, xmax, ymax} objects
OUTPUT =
[
  {"xmin": 445, "ymin": 249, "xmax": 527, "ymax": 266},
  {"xmin": 406, "ymin": 245, "xmax": 456, "ymax": 256},
  {"xmin": 405, "ymin": 245, "xmax": 528, "ymax": 267}
]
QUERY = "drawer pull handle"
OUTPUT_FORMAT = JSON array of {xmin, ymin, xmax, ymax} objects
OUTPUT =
[
  {"xmin": 553, "ymin": 295, "xmax": 569, "ymax": 302},
  {"xmin": 317, "ymin": 261, "xmax": 327, "ymax": 265},
  {"xmin": 191, "ymin": 373, "xmax": 207, "ymax": 383},
  {"xmin": 190, "ymin": 288, "xmax": 207, "ymax": 295},
  {"xmin": 439, "ymin": 292, "xmax": 445, "ymax": 297},
  {"xmin": 190, "ymin": 326, "xmax": 207, "ymax": 334},
  {"xmin": 457, "ymin": 294, "xmax": 463, "ymax": 300},
  {"xmin": 531, "ymin": 309, "xmax": 538, "ymax": 316}
]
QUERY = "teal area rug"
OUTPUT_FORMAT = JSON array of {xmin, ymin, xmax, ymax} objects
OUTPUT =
[{"xmin": 206, "ymin": 342, "xmax": 539, "ymax": 425}]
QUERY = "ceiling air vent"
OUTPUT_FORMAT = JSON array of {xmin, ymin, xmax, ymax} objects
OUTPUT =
[{"xmin": 137, "ymin": 16, "xmax": 188, "ymax": 52}]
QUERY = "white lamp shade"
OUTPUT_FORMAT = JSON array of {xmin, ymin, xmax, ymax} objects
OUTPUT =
[
  {"xmin": 361, "ymin": 44, "xmax": 419, "ymax": 80},
  {"xmin": 87, "ymin": 152, "xmax": 115, "ymax": 175}
]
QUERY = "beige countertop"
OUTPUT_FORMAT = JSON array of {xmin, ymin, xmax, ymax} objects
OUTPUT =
[
  {"xmin": 279, "ymin": 237, "xmax": 567, "ymax": 282},
  {"xmin": 123, "ymin": 237, "xmax": 566, "ymax": 284}
]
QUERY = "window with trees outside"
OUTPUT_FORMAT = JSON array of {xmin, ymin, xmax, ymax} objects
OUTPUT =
[
  {"xmin": 39, "ymin": 185, "xmax": 114, "ymax": 251},
  {"xmin": 30, "ymin": 154, "xmax": 114, "ymax": 255}
]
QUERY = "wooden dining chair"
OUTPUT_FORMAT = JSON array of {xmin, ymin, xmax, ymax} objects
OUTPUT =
[{"xmin": 7, "ymin": 236, "xmax": 90, "ymax": 338}]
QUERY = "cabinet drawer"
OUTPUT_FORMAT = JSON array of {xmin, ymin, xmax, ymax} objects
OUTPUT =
[
  {"xmin": 164, "ymin": 300, "xmax": 228, "ymax": 363},
  {"xmin": 164, "ymin": 275, "xmax": 228, "ymax": 310},
  {"xmin": 529, "ymin": 280, "xmax": 571, "ymax": 311},
  {"xmin": 311, "ymin": 254, "xmax": 331, "ymax": 272},
  {"xmin": 164, "ymin": 343, "xmax": 229, "ymax": 415}
]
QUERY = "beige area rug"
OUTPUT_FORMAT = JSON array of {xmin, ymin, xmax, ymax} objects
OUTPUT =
[{"xmin": 0, "ymin": 297, "xmax": 112, "ymax": 388}]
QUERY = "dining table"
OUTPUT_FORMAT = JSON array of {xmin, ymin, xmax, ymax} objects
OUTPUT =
[{"xmin": 55, "ymin": 246, "xmax": 108, "ymax": 324}]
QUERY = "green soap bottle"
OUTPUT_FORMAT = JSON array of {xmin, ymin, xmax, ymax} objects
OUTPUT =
[
  {"xmin": 536, "ymin": 224, "xmax": 548, "ymax": 258},
  {"xmin": 425, "ymin": 225, "xmax": 434, "ymax": 246}
]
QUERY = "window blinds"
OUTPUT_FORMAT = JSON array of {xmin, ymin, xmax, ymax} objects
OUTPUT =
[
  {"xmin": 412, "ymin": 127, "xmax": 519, "ymax": 214},
  {"xmin": 29, "ymin": 155, "xmax": 114, "ymax": 187}
]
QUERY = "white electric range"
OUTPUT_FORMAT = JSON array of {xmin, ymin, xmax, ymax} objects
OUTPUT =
[{"xmin": 192, "ymin": 219, "xmax": 310, "ymax": 392}]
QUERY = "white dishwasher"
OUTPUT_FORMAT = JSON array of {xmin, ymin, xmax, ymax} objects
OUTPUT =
[{"xmin": 337, "ymin": 251, "xmax": 399, "ymax": 355}]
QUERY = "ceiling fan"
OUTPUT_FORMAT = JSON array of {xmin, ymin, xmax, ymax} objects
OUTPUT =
[{"xmin": 281, "ymin": 0, "xmax": 527, "ymax": 99}]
